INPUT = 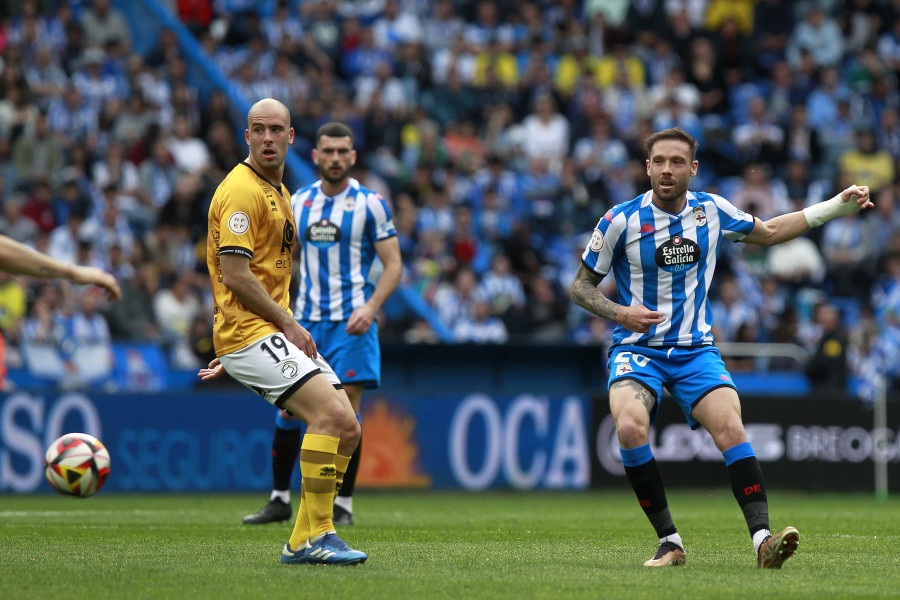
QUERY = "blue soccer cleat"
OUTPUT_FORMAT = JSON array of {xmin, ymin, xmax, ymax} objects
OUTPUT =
[
  {"xmin": 281, "ymin": 541, "xmax": 310, "ymax": 565},
  {"xmin": 305, "ymin": 532, "xmax": 367, "ymax": 566}
]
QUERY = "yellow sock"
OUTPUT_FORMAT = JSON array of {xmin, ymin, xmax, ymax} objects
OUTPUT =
[
  {"xmin": 288, "ymin": 481, "xmax": 310, "ymax": 552},
  {"xmin": 334, "ymin": 453, "xmax": 352, "ymax": 501},
  {"xmin": 298, "ymin": 433, "xmax": 340, "ymax": 540}
]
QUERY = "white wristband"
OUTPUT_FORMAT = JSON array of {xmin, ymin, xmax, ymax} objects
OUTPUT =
[{"xmin": 802, "ymin": 194, "xmax": 860, "ymax": 228}]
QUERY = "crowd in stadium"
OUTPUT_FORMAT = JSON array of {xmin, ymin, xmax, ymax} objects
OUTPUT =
[{"xmin": 0, "ymin": 0, "xmax": 898, "ymax": 400}]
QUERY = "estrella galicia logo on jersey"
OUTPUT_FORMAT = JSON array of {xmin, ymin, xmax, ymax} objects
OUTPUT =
[
  {"xmin": 306, "ymin": 218, "xmax": 341, "ymax": 248},
  {"xmin": 281, "ymin": 220, "xmax": 294, "ymax": 255},
  {"xmin": 655, "ymin": 235, "xmax": 700, "ymax": 272},
  {"xmin": 281, "ymin": 361, "xmax": 299, "ymax": 379}
]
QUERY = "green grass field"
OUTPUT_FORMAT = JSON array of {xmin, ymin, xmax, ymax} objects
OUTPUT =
[{"xmin": 1, "ymin": 490, "xmax": 898, "ymax": 599}]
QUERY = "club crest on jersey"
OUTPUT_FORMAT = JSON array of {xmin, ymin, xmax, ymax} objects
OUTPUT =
[
  {"xmin": 343, "ymin": 196, "xmax": 356, "ymax": 211},
  {"xmin": 590, "ymin": 229, "xmax": 604, "ymax": 251},
  {"xmin": 306, "ymin": 218, "xmax": 341, "ymax": 248},
  {"xmin": 655, "ymin": 234, "xmax": 700, "ymax": 273},
  {"xmin": 228, "ymin": 211, "xmax": 250, "ymax": 234},
  {"xmin": 693, "ymin": 205, "xmax": 707, "ymax": 226}
]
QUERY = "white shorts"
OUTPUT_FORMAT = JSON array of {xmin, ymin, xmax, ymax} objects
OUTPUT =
[{"xmin": 219, "ymin": 333, "xmax": 341, "ymax": 408}]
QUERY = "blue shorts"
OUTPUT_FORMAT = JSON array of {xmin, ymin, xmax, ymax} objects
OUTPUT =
[
  {"xmin": 300, "ymin": 319, "xmax": 381, "ymax": 388},
  {"xmin": 276, "ymin": 320, "xmax": 381, "ymax": 430},
  {"xmin": 607, "ymin": 345, "xmax": 736, "ymax": 430}
]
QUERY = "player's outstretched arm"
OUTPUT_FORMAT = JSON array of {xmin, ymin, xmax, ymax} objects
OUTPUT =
[
  {"xmin": 742, "ymin": 184, "xmax": 872, "ymax": 247},
  {"xmin": 0, "ymin": 233, "xmax": 122, "ymax": 300},
  {"xmin": 570, "ymin": 263, "xmax": 665, "ymax": 333}
]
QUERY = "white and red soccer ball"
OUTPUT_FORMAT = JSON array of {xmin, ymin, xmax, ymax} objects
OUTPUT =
[{"xmin": 44, "ymin": 433, "xmax": 111, "ymax": 498}]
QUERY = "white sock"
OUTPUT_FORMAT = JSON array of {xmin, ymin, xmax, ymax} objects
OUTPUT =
[
  {"xmin": 271, "ymin": 489, "xmax": 290, "ymax": 504},
  {"xmin": 311, "ymin": 529, "xmax": 336, "ymax": 542},
  {"xmin": 334, "ymin": 495, "xmax": 353, "ymax": 513},
  {"xmin": 660, "ymin": 533, "xmax": 683, "ymax": 550},
  {"xmin": 753, "ymin": 529, "xmax": 771, "ymax": 555}
]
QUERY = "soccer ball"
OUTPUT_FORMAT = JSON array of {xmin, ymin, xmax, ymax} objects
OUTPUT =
[{"xmin": 44, "ymin": 433, "xmax": 111, "ymax": 498}]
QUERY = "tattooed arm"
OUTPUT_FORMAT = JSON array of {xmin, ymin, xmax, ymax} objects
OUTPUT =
[{"xmin": 570, "ymin": 263, "xmax": 666, "ymax": 333}]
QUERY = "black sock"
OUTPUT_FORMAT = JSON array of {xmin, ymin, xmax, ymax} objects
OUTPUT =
[
  {"xmin": 624, "ymin": 458, "xmax": 677, "ymax": 539},
  {"xmin": 727, "ymin": 456, "xmax": 769, "ymax": 536},
  {"xmin": 272, "ymin": 426, "xmax": 301, "ymax": 493},
  {"xmin": 338, "ymin": 432, "xmax": 361, "ymax": 499}
]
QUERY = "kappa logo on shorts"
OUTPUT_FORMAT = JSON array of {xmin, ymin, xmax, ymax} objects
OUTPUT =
[
  {"xmin": 281, "ymin": 361, "xmax": 299, "ymax": 379},
  {"xmin": 228, "ymin": 211, "xmax": 250, "ymax": 234}
]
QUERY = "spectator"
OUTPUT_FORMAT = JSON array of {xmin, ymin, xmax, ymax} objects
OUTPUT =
[
  {"xmin": 80, "ymin": 0, "xmax": 132, "ymax": 49},
  {"xmin": 12, "ymin": 113, "xmax": 66, "ymax": 187},
  {"xmin": 22, "ymin": 181, "xmax": 57, "ymax": 234},
  {"xmin": 820, "ymin": 197, "xmax": 875, "ymax": 298},
  {"xmin": 521, "ymin": 93, "xmax": 569, "ymax": 173},
  {"xmin": 766, "ymin": 235, "xmax": 826, "ymax": 291},
  {"xmin": 60, "ymin": 285, "xmax": 115, "ymax": 384},
  {"xmin": 711, "ymin": 275, "xmax": 758, "ymax": 342},
  {"xmin": 165, "ymin": 115, "xmax": 211, "ymax": 175},
  {"xmin": 0, "ymin": 270, "xmax": 27, "ymax": 344},
  {"xmin": 732, "ymin": 96, "xmax": 785, "ymax": 169},
  {"xmin": 0, "ymin": 193, "xmax": 39, "ymax": 246},
  {"xmin": 433, "ymin": 266, "xmax": 482, "ymax": 331},
  {"xmin": 46, "ymin": 86, "xmax": 98, "ymax": 146},
  {"xmin": 731, "ymin": 163, "xmax": 790, "ymax": 221},
  {"xmin": 524, "ymin": 274, "xmax": 568, "ymax": 342},
  {"xmin": 479, "ymin": 253, "xmax": 526, "ymax": 327},
  {"xmin": 838, "ymin": 128, "xmax": 895, "ymax": 195},
  {"xmin": 454, "ymin": 299, "xmax": 508, "ymax": 343},
  {"xmin": 787, "ymin": 7, "xmax": 844, "ymax": 69},
  {"xmin": 804, "ymin": 303, "xmax": 848, "ymax": 391},
  {"xmin": 153, "ymin": 271, "xmax": 202, "ymax": 368}
]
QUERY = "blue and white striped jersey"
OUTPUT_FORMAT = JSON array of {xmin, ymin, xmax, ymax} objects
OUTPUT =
[
  {"xmin": 291, "ymin": 178, "xmax": 397, "ymax": 321},
  {"xmin": 581, "ymin": 190, "xmax": 756, "ymax": 348}
]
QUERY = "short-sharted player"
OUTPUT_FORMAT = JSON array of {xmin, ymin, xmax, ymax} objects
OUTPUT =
[
  {"xmin": 199, "ymin": 98, "xmax": 366, "ymax": 566},
  {"xmin": 572, "ymin": 127, "xmax": 872, "ymax": 568}
]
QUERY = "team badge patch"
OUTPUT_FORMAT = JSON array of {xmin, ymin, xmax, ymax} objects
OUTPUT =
[
  {"xmin": 590, "ymin": 229, "xmax": 604, "ymax": 251},
  {"xmin": 615, "ymin": 363, "xmax": 633, "ymax": 377},
  {"xmin": 281, "ymin": 361, "xmax": 299, "ymax": 379},
  {"xmin": 693, "ymin": 206, "xmax": 707, "ymax": 226},
  {"xmin": 228, "ymin": 211, "xmax": 250, "ymax": 234},
  {"xmin": 343, "ymin": 196, "xmax": 356, "ymax": 211}
]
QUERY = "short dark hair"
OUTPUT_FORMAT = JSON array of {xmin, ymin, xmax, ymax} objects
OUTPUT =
[
  {"xmin": 315, "ymin": 122, "xmax": 353, "ymax": 146},
  {"xmin": 644, "ymin": 128, "xmax": 698, "ymax": 161}
]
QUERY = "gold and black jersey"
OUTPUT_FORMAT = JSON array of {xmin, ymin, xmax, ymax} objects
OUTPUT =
[{"xmin": 207, "ymin": 162, "xmax": 295, "ymax": 356}]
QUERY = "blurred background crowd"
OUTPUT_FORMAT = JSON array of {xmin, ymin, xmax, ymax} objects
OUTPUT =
[{"xmin": 0, "ymin": 0, "xmax": 898, "ymax": 401}]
